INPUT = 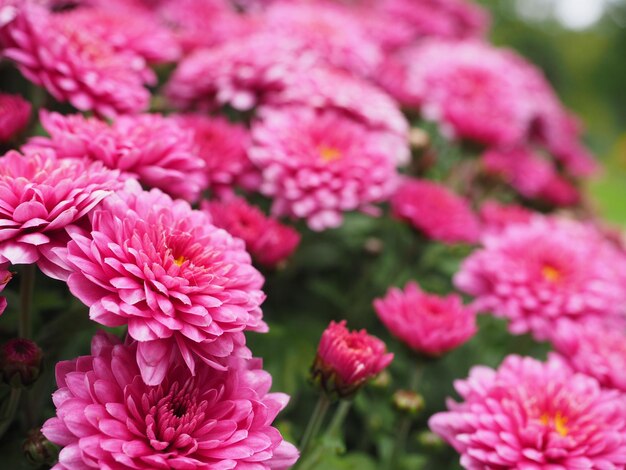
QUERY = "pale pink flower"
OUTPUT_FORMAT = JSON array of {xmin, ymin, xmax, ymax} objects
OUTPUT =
[
  {"xmin": 390, "ymin": 178, "xmax": 480, "ymax": 244},
  {"xmin": 0, "ymin": 264, "xmax": 11, "ymax": 315},
  {"xmin": 42, "ymin": 331, "xmax": 299, "ymax": 469},
  {"xmin": 312, "ymin": 320, "xmax": 393, "ymax": 397},
  {"xmin": 0, "ymin": 149, "xmax": 119, "ymax": 280},
  {"xmin": 455, "ymin": 217, "xmax": 626, "ymax": 339},
  {"xmin": 478, "ymin": 200, "xmax": 534, "ymax": 236},
  {"xmin": 373, "ymin": 281, "xmax": 477, "ymax": 357},
  {"xmin": 203, "ymin": 197, "xmax": 300, "ymax": 269},
  {"xmin": 0, "ymin": 2, "xmax": 151, "ymax": 117},
  {"xmin": 0, "ymin": 93, "xmax": 30, "ymax": 142},
  {"xmin": 66, "ymin": 183, "xmax": 266, "ymax": 385},
  {"xmin": 173, "ymin": 114, "xmax": 260, "ymax": 196},
  {"xmin": 249, "ymin": 106, "xmax": 400, "ymax": 231},
  {"xmin": 26, "ymin": 111, "xmax": 207, "ymax": 202},
  {"xmin": 429, "ymin": 354, "xmax": 626, "ymax": 469}
]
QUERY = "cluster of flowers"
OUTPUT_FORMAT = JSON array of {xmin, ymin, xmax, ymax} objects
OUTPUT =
[{"xmin": 0, "ymin": 0, "xmax": 624, "ymax": 468}]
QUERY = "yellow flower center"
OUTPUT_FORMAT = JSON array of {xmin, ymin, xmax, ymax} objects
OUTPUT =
[
  {"xmin": 541, "ymin": 265, "xmax": 561, "ymax": 283},
  {"xmin": 319, "ymin": 146, "xmax": 342, "ymax": 162},
  {"xmin": 540, "ymin": 411, "xmax": 569, "ymax": 437},
  {"xmin": 174, "ymin": 255, "xmax": 186, "ymax": 267}
]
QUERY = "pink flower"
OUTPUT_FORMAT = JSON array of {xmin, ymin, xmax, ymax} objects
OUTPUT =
[
  {"xmin": 478, "ymin": 200, "xmax": 534, "ymax": 236},
  {"xmin": 373, "ymin": 281, "xmax": 477, "ymax": 357},
  {"xmin": 26, "ymin": 111, "xmax": 207, "ymax": 202},
  {"xmin": 173, "ymin": 114, "xmax": 260, "ymax": 196},
  {"xmin": 0, "ymin": 264, "xmax": 11, "ymax": 315},
  {"xmin": 0, "ymin": 93, "xmax": 30, "ymax": 142},
  {"xmin": 429, "ymin": 354, "xmax": 626, "ymax": 469},
  {"xmin": 390, "ymin": 178, "xmax": 480, "ymax": 244},
  {"xmin": 66, "ymin": 183, "xmax": 266, "ymax": 385},
  {"xmin": 249, "ymin": 106, "xmax": 400, "ymax": 231},
  {"xmin": 0, "ymin": 149, "xmax": 119, "ymax": 280},
  {"xmin": 455, "ymin": 217, "xmax": 626, "ymax": 339},
  {"xmin": 202, "ymin": 197, "xmax": 300, "ymax": 269},
  {"xmin": 312, "ymin": 320, "xmax": 393, "ymax": 398},
  {"xmin": 0, "ymin": 2, "xmax": 152, "ymax": 117},
  {"xmin": 42, "ymin": 331, "xmax": 299, "ymax": 469}
]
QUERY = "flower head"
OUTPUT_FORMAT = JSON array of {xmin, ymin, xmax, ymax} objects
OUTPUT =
[
  {"xmin": 391, "ymin": 178, "xmax": 480, "ymax": 244},
  {"xmin": 42, "ymin": 332, "xmax": 299, "ymax": 469},
  {"xmin": 250, "ymin": 106, "xmax": 400, "ymax": 231},
  {"xmin": 478, "ymin": 200, "xmax": 534, "ymax": 236},
  {"xmin": 0, "ymin": 93, "xmax": 31, "ymax": 142},
  {"xmin": 66, "ymin": 183, "xmax": 266, "ymax": 385},
  {"xmin": 429, "ymin": 355, "xmax": 626, "ymax": 469},
  {"xmin": 0, "ymin": 337, "xmax": 42, "ymax": 387},
  {"xmin": 374, "ymin": 281, "xmax": 477, "ymax": 357},
  {"xmin": 26, "ymin": 111, "xmax": 207, "ymax": 202},
  {"xmin": 203, "ymin": 197, "xmax": 300, "ymax": 268},
  {"xmin": 312, "ymin": 320, "xmax": 393, "ymax": 398},
  {"xmin": 0, "ymin": 149, "xmax": 119, "ymax": 279}
]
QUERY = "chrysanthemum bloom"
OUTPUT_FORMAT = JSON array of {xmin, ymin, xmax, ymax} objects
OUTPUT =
[
  {"xmin": 202, "ymin": 197, "xmax": 300, "ymax": 269},
  {"xmin": 551, "ymin": 319, "xmax": 626, "ymax": 392},
  {"xmin": 42, "ymin": 332, "xmax": 299, "ymax": 469},
  {"xmin": 478, "ymin": 200, "xmax": 534, "ymax": 236},
  {"xmin": 390, "ymin": 178, "xmax": 480, "ymax": 244},
  {"xmin": 26, "ymin": 111, "xmax": 207, "ymax": 202},
  {"xmin": 373, "ymin": 281, "xmax": 477, "ymax": 357},
  {"xmin": 312, "ymin": 320, "xmax": 393, "ymax": 398},
  {"xmin": 455, "ymin": 217, "xmax": 626, "ymax": 339},
  {"xmin": 173, "ymin": 114, "xmax": 259, "ymax": 196},
  {"xmin": 249, "ymin": 106, "xmax": 400, "ymax": 231},
  {"xmin": 0, "ymin": 264, "xmax": 11, "ymax": 315},
  {"xmin": 66, "ymin": 183, "xmax": 266, "ymax": 385},
  {"xmin": 429, "ymin": 355, "xmax": 626, "ymax": 469},
  {"xmin": 0, "ymin": 2, "xmax": 151, "ymax": 117},
  {"xmin": 0, "ymin": 149, "xmax": 119, "ymax": 279},
  {"xmin": 0, "ymin": 93, "xmax": 31, "ymax": 142}
]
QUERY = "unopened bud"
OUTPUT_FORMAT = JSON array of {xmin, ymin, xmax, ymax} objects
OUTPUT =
[
  {"xmin": 363, "ymin": 237, "xmax": 384, "ymax": 256},
  {"xmin": 0, "ymin": 338, "xmax": 43, "ymax": 388},
  {"xmin": 417, "ymin": 430, "xmax": 445, "ymax": 450},
  {"xmin": 370, "ymin": 369, "xmax": 391, "ymax": 389},
  {"xmin": 392, "ymin": 390, "xmax": 424, "ymax": 415},
  {"xmin": 409, "ymin": 127, "xmax": 430, "ymax": 150},
  {"xmin": 23, "ymin": 428, "xmax": 57, "ymax": 466}
]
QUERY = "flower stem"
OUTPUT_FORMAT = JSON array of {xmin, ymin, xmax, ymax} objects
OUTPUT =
[
  {"xmin": 326, "ymin": 400, "xmax": 351, "ymax": 437},
  {"xmin": 0, "ymin": 388, "xmax": 22, "ymax": 439},
  {"xmin": 19, "ymin": 264, "xmax": 36, "ymax": 339},
  {"xmin": 299, "ymin": 393, "xmax": 332, "ymax": 458}
]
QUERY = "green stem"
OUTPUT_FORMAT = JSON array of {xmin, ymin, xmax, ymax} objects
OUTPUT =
[
  {"xmin": 19, "ymin": 264, "xmax": 36, "ymax": 339},
  {"xmin": 326, "ymin": 400, "xmax": 351, "ymax": 437},
  {"xmin": 0, "ymin": 388, "xmax": 22, "ymax": 439},
  {"xmin": 299, "ymin": 393, "xmax": 332, "ymax": 458}
]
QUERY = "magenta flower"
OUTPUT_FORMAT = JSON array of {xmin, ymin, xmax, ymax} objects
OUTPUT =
[
  {"xmin": 429, "ymin": 354, "xmax": 626, "ymax": 469},
  {"xmin": 0, "ymin": 264, "xmax": 11, "ymax": 315},
  {"xmin": 250, "ymin": 106, "xmax": 400, "ymax": 231},
  {"xmin": 391, "ymin": 178, "xmax": 480, "ymax": 244},
  {"xmin": 0, "ymin": 2, "xmax": 151, "ymax": 117},
  {"xmin": 455, "ymin": 217, "xmax": 626, "ymax": 339},
  {"xmin": 374, "ymin": 281, "xmax": 477, "ymax": 357},
  {"xmin": 0, "ymin": 149, "xmax": 119, "ymax": 280},
  {"xmin": 42, "ymin": 332, "xmax": 299, "ymax": 469},
  {"xmin": 174, "ymin": 114, "xmax": 260, "ymax": 196},
  {"xmin": 26, "ymin": 111, "xmax": 207, "ymax": 202},
  {"xmin": 202, "ymin": 197, "xmax": 300, "ymax": 269},
  {"xmin": 312, "ymin": 320, "xmax": 393, "ymax": 398},
  {"xmin": 0, "ymin": 93, "xmax": 31, "ymax": 142},
  {"xmin": 478, "ymin": 200, "xmax": 534, "ymax": 236},
  {"xmin": 66, "ymin": 183, "xmax": 266, "ymax": 385}
]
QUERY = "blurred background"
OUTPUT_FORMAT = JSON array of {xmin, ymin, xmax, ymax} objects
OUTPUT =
[{"xmin": 479, "ymin": 0, "xmax": 626, "ymax": 224}]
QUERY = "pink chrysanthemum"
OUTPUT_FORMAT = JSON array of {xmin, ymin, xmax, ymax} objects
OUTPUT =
[
  {"xmin": 0, "ymin": 264, "xmax": 11, "ymax": 315},
  {"xmin": 373, "ymin": 281, "xmax": 477, "ymax": 357},
  {"xmin": 0, "ymin": 93, "xmax": 31, "ymax": 142},
  {"xmin": 455, "ymin": 217, "xmax": 626, "ymax": 339},
  {"xmin": 249, "ymin": 106, "xmax": 400, "ymax": 231},
  {"xmin": 42, "ymin": 332, "xmax": 299, "ymax": 469},
  {"xmin": 429, "ymin": 354, "xmax": 626, "ymax": 469},
  {"xmin": 66, "ymin": 183, "xmax": 266, "ymax": 385},
  {"xmin": 312, "ymin": 320, "xmax": 393, "ymax": 398},
  {"xmin": 26, "ymin": 111, "xmax": 207, "ymax": 202},
  {"xmin": 173, "ymin": 114, "xmax": 259, "ymax": 196},
  {"xmin": 0, "ymin": 149, "xmax": 119, "ymax": 279},
  {"xmin": 202, "ymin": 197, "xmax": 300, "ymax": 269},
  {"xmin": 478, "ymin": 200, "xmax": 534, "ymax": 236},
  {"xmin": 0, "ymin": 2, "xmax": 151, "ymax": 117},
  {"xmin": 391, "ymin": 178, "xmax": 480, "ymax": 244}
]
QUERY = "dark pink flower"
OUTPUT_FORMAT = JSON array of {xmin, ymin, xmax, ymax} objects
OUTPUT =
[
  {"xmin": 312, "ymin": 320, "xmax": 393, "ymax": 398},
  {"xmin": 429, "ymin": 355, "xmax": 626, "ymax": 469},
  {"xmin": 42, "ymin": 332, "xmax": 299, "ymax": 469},
  {"xmin": 0, "ymin": 93, "xmax": 31, "ymax": 142},
  {"xmin": 391, "ymin": 178, "xmax": 480, "ymax": 244},
  {"xmin": 478, "ymin": 200, "xmax": 534, "ymax": 236},
  {"xmin": 0, "ymin": 337, "xmax": 42, "ymax": 386},
  {"xmin": 26, "ymin": 111, "xmax": 207, "ymax": 202},
  {"xmin": 0, "ymin": 2, "xmax": 151, "ymax": 117},
  {"xmin": 373, "ymin": 281, "xmax": 477, "ymax": 357},
  {"xmin": 0, "ymin": 149, "xmax": 119, "ymax": 279},
  {"xmin": 66, "ymin": 183, "xmax": 266, "ymax": 385},
  {"xmin": 202, "ymin": 197, "xmax": 300, "ymax": 268}
]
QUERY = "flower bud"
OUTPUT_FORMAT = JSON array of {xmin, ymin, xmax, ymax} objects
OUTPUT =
[
  {"xmin": 23, "ymin": 428, "xmax": 57, "ymax": 466},
  {"xmin": 417, "ymin": 430, "xmax": 446, "ymax": 450},
  {"xmin": 0, "ymin": 338, "xmax": 43, "ymax": 388},
  {"xmin": 392, "ymin": 390, "xmax": 425, "ymax": 416}
]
